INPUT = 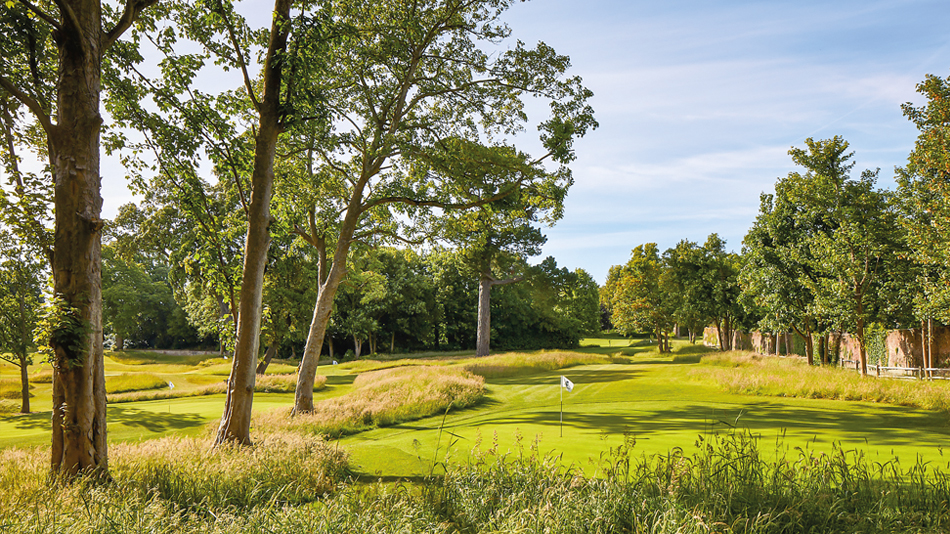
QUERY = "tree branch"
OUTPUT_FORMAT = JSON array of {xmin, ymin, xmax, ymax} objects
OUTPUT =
[
  {"xmin": 210, "ymin": 0, "xmax": 261, "ymax": 112},
  {"xmin": 15, "ymin": 0, "xmax": 60, "ymax": 30},
  {"xmin": 0, "ymin": 76, "xmax": 54, "ymax": 137},
  {"xmin": 103, "ymin": 0, "xmax": 160, "ymax": 51},
  {"xmin": 360, "ymin": 181, "xmax": 520, "ymax": 213}
]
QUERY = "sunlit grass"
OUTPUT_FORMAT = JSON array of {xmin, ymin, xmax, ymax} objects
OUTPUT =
[
  {"xmin": 257, "ymin": 366, "xmax": 484, "ymax": 438},
  {"xmin": 105, "ymin": 372, "xmax": 169, "ymax": 394},
  {"xmin": 694, "ymin": 350, "xmax": 950, "ymax": 411},
  {"xmin": 460, "ymin": 351, "xmax": 606, "ymax": 378}
]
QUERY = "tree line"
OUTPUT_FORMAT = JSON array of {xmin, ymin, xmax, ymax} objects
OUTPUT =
[{"xmin": 602, "ymin": 73, "xmax": 950, "ymax": 379}]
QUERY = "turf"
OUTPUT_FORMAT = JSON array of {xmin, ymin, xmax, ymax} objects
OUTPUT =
[{"xmin": 2, "ymin": 338, "xmax": 948, "ymax": 481}]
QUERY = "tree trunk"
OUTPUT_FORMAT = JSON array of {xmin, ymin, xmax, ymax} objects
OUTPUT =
[
  {"xmin": 115, "ymin": 336, "xmax": 124, "ymax": 351},
  {"xmin": 48, "ymin": 0, "xmax": 109, "ymax": 477},
  {"xmin": 476, "ymin": 275, "xmax": 493, "ymax": 357},
  {"xmin": 855, "ymin": 316, "xmax": 868, "ymax": 376},
  {"xmin": 327, "ymin": 336, "xmax": 333, "ymax": 360},
  {"xmin": 820, "ymin": 334, "xmax": 828, "ymax": 365},
  {"xmin": 353, "ymin": 335, "xmax": 362, "ymax": 359},
  {"xmin": 19, "ymin": 356, "xmax": 29, "ymax": 414},
  {"xmin": 928, "ymin": 318, "xmax": 934, "ymax": 379},
  {"xmin": 215, "ymin": 0, "xmax": 292, "ymax": 446},
  {"xmin": 391, "ymin": 331, "xmax": 395, "ymax": 354},
  {"xmin": 256, "ymin": 342, "xmax": 277, "ymax": 375}
]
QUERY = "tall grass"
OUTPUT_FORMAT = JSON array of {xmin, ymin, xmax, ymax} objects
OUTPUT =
[
  {"xmin": 257, "ymin": 366, "xmax": 484, "ymax": 437},
  {"xmin": 106, "ymin": 374, "xmax": 327, "ymax": 403},
  {"xmin": 5, "ymin": 432, "xmax": 945, "ymax": 533},
  {"xmin": 695, "ymin": 351, "xmax": 950, "ymax": 412},
  {"xmin": 105, "ymin": 373, "xmax": 169, "ymax": 394},
  {"xmin": 430, "ymin": 431, "xmax": 950, "ymax": 533},
  {"xmin": 0, "ymin": 432, "xmax": 350, "ymax": 532},
  {"xmin": 461, "ymin": 351, "xmax": 605, "ymax": 379}
]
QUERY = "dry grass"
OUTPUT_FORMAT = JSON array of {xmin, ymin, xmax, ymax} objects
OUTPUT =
[
  {"xmin": 0, "ymin": 400, "xmax": 18, "ymax": 414},
  {"xmin": 105, "ymin": 372, "xmax": 169, "ymax": 394},
  {"xmin": 0, "ymin": 431, "xmax": 349, "ymax": 521},
  {"xmin": 694, "ymin": 351, "xmax": 950, "ymax": 411},
  {"xmin": 106, "ymin": 374, "xmax": 327, "ymax": 403},
  {"xmin": 0, "ymin": 378, "xmax": 31, "ymax": 400},
  {"xmin": 29, "ymin": 369, "xmax": 53, "ymax": 383},
  {"xmin": 257, "ymin": 366, "xmax": 485, "ymax": 437},
  {"xmin": 461, "ymin": 351, "xmax": 606, "ymax": 378}
]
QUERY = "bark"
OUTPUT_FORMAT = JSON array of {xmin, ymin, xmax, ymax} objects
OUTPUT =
[
  {"xmin": 391, "ymin": 332, "xmax": 395, "ymax": 354},
  {"xmin": 19, "ymin": 357, "xmax": 30, "ymax": 414},
  {"xmin": 47, "ymin": 0, "xmax": 109, "ymax": 478},
  {"xmin": 115, "ymin": 336, "xmax": 125, "ymax": 351},
  {"xmin": 256, "ymin": 342, "xmax": 277, "ymax": 375},
  {"xmin": 820, "ymin": 334, "xmax": 828, "ymax": 365},
  {"xmin": 327, "ymin": 336, "xmax": 333, "ymax": 359},
  {"xmin": 715, "ymin": 318, "xmax": 724, "ymax": 352},
  {"xmin": 475, "ymin": 272, "xmax": 522, "ymax": 357},
  {"xmin": 353, "ymin": 335, "xmax": 362, "ymax": 359},
  {"xmin": 784, "ymin": 333, "xmax": 791, "ymax": 357},
  {"xmin": 476, "ymin": 275, "xmax": 493, "ymax": 357},
  {"xmin": 215, "ymin": 0, "xmax": 292, "ymax": 446},
  {"xmin": 928, "ymin": 318, "xmax": 934, "ymax": 378},
  {"xmin": 855, "ymin": 315, "xmax": 868, "ymax": 376}
]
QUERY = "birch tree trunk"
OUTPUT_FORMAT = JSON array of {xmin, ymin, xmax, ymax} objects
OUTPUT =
[{"xmin": 476, "ymin": 275, "xmax": 493, "ymax": 357}]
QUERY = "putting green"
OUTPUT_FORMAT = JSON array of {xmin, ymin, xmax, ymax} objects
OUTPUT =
[{"xmin": 341, "ymin": 358, "xmax": 950, "ymax": 477}]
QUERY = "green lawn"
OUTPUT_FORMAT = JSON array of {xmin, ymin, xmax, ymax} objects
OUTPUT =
[{"xmin": 3, "ymin": 338, "xmax": 949, "ymax": 480}]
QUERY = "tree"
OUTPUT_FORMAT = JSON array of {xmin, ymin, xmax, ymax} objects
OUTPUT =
[
  {"xmin": 608, "ymin": 244, "xmax": 674, "ymax": 352},
  {"xmin": 784, "ymin": 137, "xmax": 899, "ymax": 375},
  {"xmin": 289, "ymin": 0, "xmax": 595, "ymax": 412},
  {"xmin": 0, "ymin": 229, "xmax": 42, "ymax": 414},
  {"xmin": 0, "ymin": 0, "xmax": 159, "ymax": 476},
  {"xmin": 896, "ymin": 73, "xmax": 950, "ymax": 331}
]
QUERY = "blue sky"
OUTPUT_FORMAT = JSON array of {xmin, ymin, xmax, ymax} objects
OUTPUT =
[
  {"xmin": 498, "ymin": 0, "xmax": 950, "ymax": 282},
  {"xmin": 97, "ymin": 0, "xmax": 950, "ymax": 283}
]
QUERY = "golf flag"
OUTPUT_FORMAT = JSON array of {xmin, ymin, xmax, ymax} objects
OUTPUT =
[
  {"xmin": 561, "ymin": 375, "xmax": 573, "ymax": 392},
  {"xmin": 168, "ymin": 381, "xmax": 175, "ymax": 390}
]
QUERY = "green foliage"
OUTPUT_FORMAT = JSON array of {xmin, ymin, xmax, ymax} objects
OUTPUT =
[
  {"xmin": 33, "ymin": 294, "xmax": 90, "ymax": 368},
  {"xmin": 896, "ymin": 72, "xmax": 950, "ymax": 326}
]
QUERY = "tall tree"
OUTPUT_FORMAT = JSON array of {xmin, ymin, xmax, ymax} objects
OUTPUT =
[
  {"xmin": 289, "ymin": 0, "xmax": 595, "ymax": 412},
  {"xmin": 0, "ymin": 0, "xmax": 159, "ymax": 476},
  {"xmin": 896, "ymin": 73, "xmax": 950, "ymax": 328},
  {"xmin": 785, "ymin": 137, "xmax": 898, "ymax": 375}
]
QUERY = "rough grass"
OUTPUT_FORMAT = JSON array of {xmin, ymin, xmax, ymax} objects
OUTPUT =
[
  {"xmin": 28, "ymin": 369, "xmax": 53, "ymax": 383},
  {"xmin": 105, "ymin": 372, "xmax": 169, "ymax": 394},
  {"xmin": 2, "ymin": 432, "xmax": 948, "ymax": 533},
  {"xmin": 461, "ymin": 351, "xmax": 606, "ymax": 378},
  {"xmin": 694, "ymin": 351, "xmax": 950, "ymax": 412},
  {"xmin": 107, "ymin": 374, "xmax": 327, "ymax": 403},
  {"xmin": 0, "ymin": 400, "xmax": 18, "ymax": 414},
  {"xmin": 0, "ymin": 431, "xmax": 349, "ymax": 530},
  {"xmin": 0, "ymin": 378, "xmax": 32, "ymax": 400},
  {"xmin": 258, "ymin": 366, "xmax": 484, "ymax": 438}
]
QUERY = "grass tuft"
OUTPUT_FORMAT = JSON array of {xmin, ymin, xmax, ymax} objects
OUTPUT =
[
  {"xmin": 461, "ymin": 351, "xmax": 605, "ymax": 378},
  {"xmin": 257, "ymin": 366, "xmax": 484, "ymax": 437},
  {"xmin": 105, "ymin": 373, "xmax": 169, "ymax": 394},
  {"xmin": 694, "ymin": 351, "xmax": 950, "ymax": 411}
]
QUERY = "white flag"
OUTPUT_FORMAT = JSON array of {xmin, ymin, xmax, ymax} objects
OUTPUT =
[
  {"xmin": 168, "ymin": 381, "xmax": 175, "ymax": 390},
  {"xmin": 560, "ymin": 375, "xmax": 574, "ymax": 392}
]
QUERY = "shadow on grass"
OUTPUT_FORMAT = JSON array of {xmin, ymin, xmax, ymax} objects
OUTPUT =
[
  {"xmin": 477, "ymin": 401, "xmax": 950, "ymax": 448},
  {"xmin": 324, "ymin": 374, "xmax": 357, "ymax": 386},
  {"xmin": 108, "ymin": 405, "xmax": 207, "ymax": 433}
]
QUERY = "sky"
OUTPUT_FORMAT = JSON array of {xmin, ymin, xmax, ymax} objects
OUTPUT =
[{"xmin": 96, "ymin": 0, "xmax": 950, "ymax": 283}]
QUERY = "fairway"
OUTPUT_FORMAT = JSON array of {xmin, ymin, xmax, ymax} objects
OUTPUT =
[{"xmin": 3, "ymin": 339, "xmax": 949, "ymax": 479}]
